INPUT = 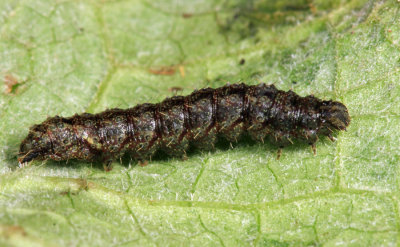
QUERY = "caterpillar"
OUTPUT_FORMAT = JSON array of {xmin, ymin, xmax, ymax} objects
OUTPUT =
[{"xmin": 18, "ymin": 83, "xmax": 350, "ymax": 171}]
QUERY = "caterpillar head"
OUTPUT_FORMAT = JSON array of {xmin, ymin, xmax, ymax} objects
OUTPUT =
[
  {"xmin": 18, "ymin": 124, "xmax": 53, "ymax": 164},
  {"xmin": 320, "ymin": 100, "xmax": 350, "ymax": 131}
]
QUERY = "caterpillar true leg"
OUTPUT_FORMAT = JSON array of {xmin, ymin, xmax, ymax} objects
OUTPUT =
[
  {"xmin": 138, "ymin": 160, "xmax": 149, "ymax": 167},
  {"xmin": 103, "ymin": 160, "xmax": 113, "ymax": 172},
  {"xmin": 311, "ymin": 143, "xmax": 317, "ymax": 156}
]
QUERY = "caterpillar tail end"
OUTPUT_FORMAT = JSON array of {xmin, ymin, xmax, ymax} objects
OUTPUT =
[{"xmin": 17, "ymin": 150, "xmax": 40, "ymax": 164}]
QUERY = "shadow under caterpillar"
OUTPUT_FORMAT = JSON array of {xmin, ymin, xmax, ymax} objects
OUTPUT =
[{"xmin": 18, "ymin": 83, "xmax": 350, "ymax": 171}]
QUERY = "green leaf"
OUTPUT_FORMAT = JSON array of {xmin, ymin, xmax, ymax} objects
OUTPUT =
[{"xmin": 1, "ymin": 0, "xmax": 399, "ymax": 246}]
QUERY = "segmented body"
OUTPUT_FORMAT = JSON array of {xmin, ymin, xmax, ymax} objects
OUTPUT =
[{"xmin": 18, "ymin": 83, "xmax": 350, "ymax": 170}]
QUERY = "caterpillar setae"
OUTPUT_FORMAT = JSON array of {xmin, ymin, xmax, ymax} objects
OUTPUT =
[{"xmin": 18, "ymin": 83, "xmax": 350, "ymax": 171}]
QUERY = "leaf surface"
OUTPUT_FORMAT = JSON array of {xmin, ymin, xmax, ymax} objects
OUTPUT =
[{"xmin": 0, "ymin": 0, "xmax": 399, "ymax": 246}]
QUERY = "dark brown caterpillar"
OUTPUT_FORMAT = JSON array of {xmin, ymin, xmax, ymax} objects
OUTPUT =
[{"xmin": 18, "ymin": 83, "xmax": 350, "ymax": 171}]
